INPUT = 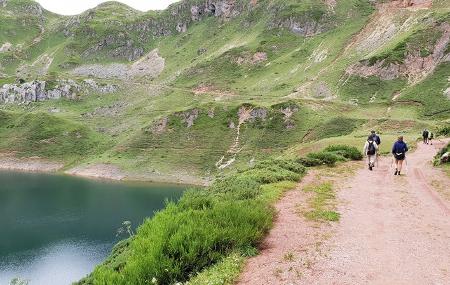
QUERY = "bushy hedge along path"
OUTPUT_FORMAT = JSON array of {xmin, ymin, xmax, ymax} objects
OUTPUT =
[{"xmin": 78, "ymin": 145, "xmax": 362, "ymax": 285}]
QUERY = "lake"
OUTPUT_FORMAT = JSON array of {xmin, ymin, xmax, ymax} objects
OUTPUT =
[{"xmin": 0, "ymin": 171, "xmax": 185, "ymax": 285}]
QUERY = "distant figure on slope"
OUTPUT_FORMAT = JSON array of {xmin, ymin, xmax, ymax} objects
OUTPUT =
[
  {"xmin": 429, "ymin": 131, "xmax": 434, "ymax": 145},
  {"xmin": 363, "ymin": 137, "xmax": 378, "ymax": 171},
  {"xmin": 392, "ymin": 136, "xmax": 408, "ymax": 176},
  {"xmin": 422, "ymin": 129, "xmax": 429, "ymax": 144}
]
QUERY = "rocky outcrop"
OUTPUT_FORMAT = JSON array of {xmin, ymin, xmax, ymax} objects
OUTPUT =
[
  {"xmin": 176, "ymin": 109, "xmax": 200, "ymax": 128},
  {"xmin": 71, "ymin": 49, "xmax": 165, "ymax": 79},
  {"xmin": 236, "ymin": 52, "xmax": 268, "ymax": 65},
  {"xmin": 150, "ymin": 117, "xmax": 169, "ymax": 135},
  {"xmin": 270, "ymin": 17, "xmax": 328, "ymax": 36},
  {"xmin": 0, "ymin": 79, "xmax": 118, "ymax": 104},
  {"xmin": 444, "ymin": 87, "xmax": 450, "ymax": 100},
  {"xmin": 63, "ymin": 1, "xmax": 246, "ymax": 62},
  {"xmin": 347, "ymin": 22, "xmax": 450, "ymax": 84},
  {"xmin": 280, "ymin": 105, "xmax": 299, "ymax": 129},
  {"xmin": 0, "ymin": 42, "xmax": 12, "ymax": 53}
]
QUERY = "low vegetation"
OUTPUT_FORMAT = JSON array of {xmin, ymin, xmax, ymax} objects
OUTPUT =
[
  {"xmin": 303, "ymin": 182, "xmax": 340, "ymax": 222},
  {"xmin": 78, "ymin": 145, "xmax": 362, "ymax": 284},
  {"xmin": 78, "ymin": 158, "xmax": 305, "ymax": 284}
]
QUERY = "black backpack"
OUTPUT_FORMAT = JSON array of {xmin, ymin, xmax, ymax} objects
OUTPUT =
[
  {"xmin": 367, "ymin": 141, "xmax": 376, "ymax": 155},
  {"xmin": 423, "ymin": 130, "xmax": 429, "ymax": 137}
]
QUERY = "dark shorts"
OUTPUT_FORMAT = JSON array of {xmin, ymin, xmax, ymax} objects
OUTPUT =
[{"xmin": 394, "ymin": 153, "xmax": 405, "ymax": 161}]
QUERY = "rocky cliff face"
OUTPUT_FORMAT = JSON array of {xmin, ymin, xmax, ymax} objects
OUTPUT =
[
  {"xmin": 0, "ymin": 79, "xmax": 117, "ymax": 104},
  {"xmin": 64, "ymin": 0, "xmax": 246, "ymax": 62},
  {"xmin": 347, "ymin": 21, "xmax": 450, "ymax": 84}
]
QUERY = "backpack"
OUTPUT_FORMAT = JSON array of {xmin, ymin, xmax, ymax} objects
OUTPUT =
[
  {"xmin": 367, "ymin": 141, "xmax": 376, "ymax": 155},
  {"xmin": 375, "ymin": 135, "xmax": 381, "ymax": 145},
  {"xmin": 423, "ymin": 130, "xmax": 429, "ymax": 137}
]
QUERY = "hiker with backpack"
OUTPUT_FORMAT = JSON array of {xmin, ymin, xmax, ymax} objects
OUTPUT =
[
  {"xmin": 392, "ymin": 136, "xmax": 408, "ymax": 176},
  {"xmin": 368, "ymin": 130, "xmax": 381, "ymax": 146},
  {"xmin": 363, "ymin": 136, "xmax": 378, "ymax": 171},
  {"xmin": 422, "ymin": 129, "xmax": 429, "ymax": 144},
  {"xmin": 429, "ymin": 131, "xmax": 434, "ymax": 145}
]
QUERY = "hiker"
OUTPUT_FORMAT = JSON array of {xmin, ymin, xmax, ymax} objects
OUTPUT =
[
  {"xmin": 392, "ymin": 136, "xmax": 408, "ymax": 176},
  {"xmin": 368, "ymin": 130, "xmax": 381, "ymax": 146},
  {"xmin": 429, "ymin": 131, "xmax": 434, "ymax": 145},
  {"xmin": 422, "ymin": 129, "xmax": 429, "ymax": 144},
  {"xmin": 363, "ymin": 136, "xmax": 378, "ymax": 171}
]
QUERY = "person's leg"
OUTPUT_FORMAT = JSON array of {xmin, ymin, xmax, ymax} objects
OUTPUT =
[
  {"xmin": 398, "ymin": 160, "xmax": 404, "ymax": 174},
  {"xmin": 394, "ymin": 158, "xmax": 399, "ymax": 175}
]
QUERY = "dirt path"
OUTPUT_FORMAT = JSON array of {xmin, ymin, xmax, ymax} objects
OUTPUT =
[{"xmin": 237, "ymin": 139, "xmax": 450, "ymax": 285}]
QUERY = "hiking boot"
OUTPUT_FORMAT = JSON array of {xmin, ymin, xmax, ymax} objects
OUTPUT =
[
  {"xmin": 394, "ymin": 169, "xmax": 398, "ymax": 175},
  {"xmin": 369, "ymin": 165, "xmax": 373, "ymax": 171},
  {"xmin": 398, "ymin": 171, "xmax": 401, "ymax": 176}
]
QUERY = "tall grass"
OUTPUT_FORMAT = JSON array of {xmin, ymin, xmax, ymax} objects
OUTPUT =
[{"xmin": 78, "ymin": 158, "xmax": 306, "ymax": 285}]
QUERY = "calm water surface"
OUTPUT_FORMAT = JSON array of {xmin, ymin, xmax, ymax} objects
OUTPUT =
[{"xmin": 0, "ymin": 171, "xmax": 185, "ymax": 285}]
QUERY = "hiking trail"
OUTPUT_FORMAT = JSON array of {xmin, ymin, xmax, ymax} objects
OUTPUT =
[{"xmin": 237, "ymin": 139, "xmax": 450, "ymax": 285}]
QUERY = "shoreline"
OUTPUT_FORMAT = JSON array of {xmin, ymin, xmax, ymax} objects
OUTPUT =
[{"xmin": 0, "ymin": 155, "xmax": 210, "ymax": 187}]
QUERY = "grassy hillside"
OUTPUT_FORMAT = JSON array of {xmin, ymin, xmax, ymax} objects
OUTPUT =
[
  {"xmin": 1, "ymin": 0, "xmax": 449, "ymax": 284},
  {"xmin": 1, "ymin": 0, "xmax": 448, "ymax": 179}
]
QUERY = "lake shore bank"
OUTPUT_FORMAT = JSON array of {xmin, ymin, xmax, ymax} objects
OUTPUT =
[{"xmin": 0, "ymin": 154, "xmax": 210, "ymax": 186}]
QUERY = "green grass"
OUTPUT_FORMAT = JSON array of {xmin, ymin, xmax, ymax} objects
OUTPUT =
[
  {"xmin": 0, "ymin": 110, "xmax": 109, "ymax": 163},
  {"xmin": 339, "ymin": 75, "xmax": 406, "ymax": 104},
  {"xmin": 303, "ymin": 182, "xmax": 340, "ymax": 222},
  {"xmin": 77, "ymin": 158, "xmax": 303, "ymax": 285},
  {"xmin": 400, "ymin": 62, "xmax": 450, "ymax": 118},
  {"xmin": 305, "ymin": 117, "xmax": 365, "ymax": 142}
]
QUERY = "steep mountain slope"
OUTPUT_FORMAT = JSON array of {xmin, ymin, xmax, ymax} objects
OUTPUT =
[{"xmin": 0, "ymin": 0, "xmax": 449, "ymax": 183}]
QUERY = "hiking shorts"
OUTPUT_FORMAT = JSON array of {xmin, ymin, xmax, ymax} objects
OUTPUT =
[{"xmin": 394, "ymin": 153, "xmax": 405, "ymax": 161}]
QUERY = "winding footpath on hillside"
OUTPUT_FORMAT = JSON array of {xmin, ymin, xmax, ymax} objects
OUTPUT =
[{"xmin": 238, "ymin": 139, "xmax": 450, "ymax": 285}]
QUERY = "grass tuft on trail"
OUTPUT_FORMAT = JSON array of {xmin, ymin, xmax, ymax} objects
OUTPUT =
[{"xmin": 303, "ymin": 182, "xmax": 340, "ymax": 222}]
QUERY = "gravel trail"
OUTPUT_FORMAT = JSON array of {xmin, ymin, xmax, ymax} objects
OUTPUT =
[{"xmin": 237, "ymin": 139, "xmax": 450, "ymax": 285}]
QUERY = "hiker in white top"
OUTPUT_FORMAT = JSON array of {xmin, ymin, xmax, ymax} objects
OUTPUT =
[{"xmin": 363, "ymin": 138, "xmax": 379, "ymax": 171}]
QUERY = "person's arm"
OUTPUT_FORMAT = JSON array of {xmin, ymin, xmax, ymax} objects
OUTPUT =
[
  {"xmin": 363, "ymin": 142, "xmax": 367, "ymax": 156},
  {"xmin": 405, "ymin": 144, "xmax": 408, "ymax": 152},
  {"xmin": 392, "ymin": 143, "xmax": 396, "ymax": 154}
]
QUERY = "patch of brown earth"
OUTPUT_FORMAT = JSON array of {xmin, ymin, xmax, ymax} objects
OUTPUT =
[{"xmin": 192, "ymin": 84, "xmax": 237, "ymax": 99}]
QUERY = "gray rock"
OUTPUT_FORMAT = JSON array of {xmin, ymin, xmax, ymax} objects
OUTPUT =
[{"xmin": 0, "ymin": 79, "xmax": 118, "ymax": 105}]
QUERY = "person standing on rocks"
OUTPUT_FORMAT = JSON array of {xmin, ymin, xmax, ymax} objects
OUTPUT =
[
  {"xmin": 363, "ymin": 136, "xmax": 378, "ymax": 171},
  {"xmin": 392, "ymin": 136, "xmax": 408, "ymax": 176}
]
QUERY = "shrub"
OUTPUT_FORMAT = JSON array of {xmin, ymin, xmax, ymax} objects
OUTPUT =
[
  {"xmin": 240, "ymin": 166, "xmax": 302, "ymax": 184},
  {"xmin": 296, "ymin": 156, "xmax": 322, "ymax": 167},
  {"xmin": 253, "ymin": 158, "xmax": 306, "ymax": 174},
  {"xmin": 80, "ymin": 157, "xmax": 304, "ymax": 285},
  {"xmin": 437, "ymin": 125, "xmax": 450, "ymax": 137},
  {"xmin": 305, "ymin": 151, "xmax": 340, "ymax": 166},
  {"xmin": 324, "ymin": 145, "xmax": 363, "ymax": 161}
]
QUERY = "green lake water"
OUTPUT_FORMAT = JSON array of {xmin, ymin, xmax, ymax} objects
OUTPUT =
[{"xmin": 0, "ymin": 171, "xmax": 185, "ymax": 285}]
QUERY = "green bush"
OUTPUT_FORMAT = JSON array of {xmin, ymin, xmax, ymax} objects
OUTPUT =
[
  {"xmin": 434, "ymin": 143, "xmax": 450, "ymax": 165},
  {"xmin": 324, "ymin": 145, "xmax": 363, "ymax": 161},
  {"xmin": 296, "ymin": 156, "xmax": 322, "ymax": 167},
  {"xmin": 240, "ymin": 166, "xmax": 302, "ymax": 184},
  {"xmin": 79, "ymin": 158, "xmax": 304, "ymax": 285},
  {"xmin": 437, "ymin": 125, "xmax": 450, "ymax": 137},
  {"xmin": 253, "ymin": 158, "xmax": 306, "ymax": 174},
  {"xmin": 305, "ymin": 151, "xmax": 341, "ymax": 166}
]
